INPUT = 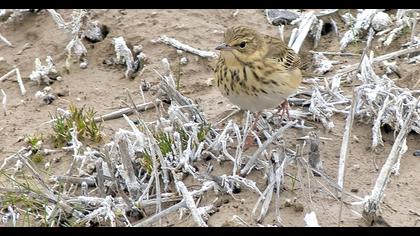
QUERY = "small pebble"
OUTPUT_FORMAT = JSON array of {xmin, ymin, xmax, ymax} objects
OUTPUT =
[
  {"xmin": 80, "ymin": 62, "xmax": 88, "ymax": 69},
  {"xmin": 176, "ymin": 50, "xmax": 184, "ymax": 55},
  {"xmin": 353, "ymin": 135, "xmax": 360, "ymax": 143},
  {"xmin": 180, "ymin": 57, "xmax": 188, "ymax": 65},
  {"xmin": 133, "ymin": 45, "xmax": 143, "ymax": 54},
  {"xmin": 413, "ymin": 150, "xmax": 420, "ymax": 156},
  {"xmin": 350, "ymin": 188, "xmax": 359, "ymax": 193}
]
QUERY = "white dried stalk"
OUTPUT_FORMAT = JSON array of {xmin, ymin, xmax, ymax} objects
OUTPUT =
[
  {"xmin": 329, "ymin": 17, "xmax": 339, "ymax": 36},
  {"xmin": 337, "ymin": 45, "xmax": 420, "ymax": 75},
  {"xmin": 240, "ymin": 120, "xmax": 297, "ymax": 176},
  {"xmin": 278, "ymin": 25, "xmax": 285, "ymax": 42},
  {"xmin": 1, "ymin": 89, "xmax": 6, "ymax": 116},
  {"xmin": 290, "ymin": 12, "xmax": 317, "ymax": 53},
  {"xmin": 0, "ymin": 32, "xmax": 13, "ymax": 47},
  {"xmin": 47, "ymin": 9, "xmax": 89, "ymax": 71},
  {"xmin": 94, "ymin": 101, "xmax": 155, "ymax": 122},
  {"xmin": 363, "ymin": 97, "xmax": 419, "ymax": 223},
  {"xmin": 116, "ymin": 132, "xmax": 142, "ymax": 199},
  {"xmin": 313, "ymin": 19, "xmax": 323, "ymax": 49},
  {"xmin": 134, "ymin": 200, "xmax": 186, "ymax": 227},
  {"xmin": 14, "ymin": 68, "xmax": 26, "ymax": 96},
  {"xmin": 156, "ymin": 35, "xmax": 217, "ymax": 59},
  {"xmin": 371, "ymin": 96, "xmax": 391, "ymax": 149},
  {"xmin": 304, "ymin": 211, "xmax": 320, "ymax": 227},
  {"xmin": 65, "ymin": 37, "xmax": 87, "ymax": 70},
  {"xmin": 313, "ymin": 53, "xmax": 339, "ymax": 75},
  {"xmin": 252, "ymin": 164, "xmax": 275, "ymax": 222},
  {"xmin": 390, "ymin": 137, "xmax": 407, "ymax": 176},
  {"xmin": 337, "ymin": 90, "xmax": 357, "ymax": 190},
  {"xmin": 175, "ymin": 181, "xmax": 207, "ymax": 227},
  {"xmin": 340, "ymin": 9, "xmax": 379, "ymax": 51},
  {"xmin": 52, "ymin": 175, "xmax": 96, "ymax": 186},
  {"xmin": 383, "ymin": 25, "xmax": 405, "ymax": 47},
  {"xmin": 47, "ymin": 9, "xmax": 67, "ymax": 29},
  {"xmin": 0, "ymin": 68, "xmax": 16, "ymax": 82},
  {"xmin": 308, "ymin": 87, "xmax": 335, "ymax": 130},
  {"xmin": 0, "ymin": 68, "xmax": 25, "ymax": 96}
]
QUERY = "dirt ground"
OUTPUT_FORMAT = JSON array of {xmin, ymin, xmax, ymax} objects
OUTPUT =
[{"xmin": 0, "ymin": 9, "xmax": 419, "ymax": 227}]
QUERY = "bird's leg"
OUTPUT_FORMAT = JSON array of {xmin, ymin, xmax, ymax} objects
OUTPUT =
[
  {"xmin": 278, "ymin": 100, "xmax": 291, "ymax": 120},
  {"xmin": 244, "ymin": 111, "xmax": 261, "ymax": 148}
]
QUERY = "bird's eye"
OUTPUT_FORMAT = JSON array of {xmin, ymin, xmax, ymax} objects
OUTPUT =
[{"xmin": 239, "ymin": 41, "xmax": 246, "ymax": 48}]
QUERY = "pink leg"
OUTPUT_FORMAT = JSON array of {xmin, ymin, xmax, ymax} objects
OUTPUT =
[
  {"xmin": 278, "ymin": 100, "xmax": 291, "ymax": 120},
  {"xmin": 244, "ymin": 112, "xmax": 261, "ymax": 149}
]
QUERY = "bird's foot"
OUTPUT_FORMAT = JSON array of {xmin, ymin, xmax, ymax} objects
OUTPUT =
[
  {"xmin": 278, "ymin": 101, "xmax": 291, "ymax": 121},
  {"xmin": 243, "ymin": 134, "xmax": 257, "ymax": 150}
]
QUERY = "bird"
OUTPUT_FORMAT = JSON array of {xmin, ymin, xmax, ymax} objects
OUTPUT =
[{"xmin": 214, "ymin": 26, "xmax": 302, "ymax": 146}]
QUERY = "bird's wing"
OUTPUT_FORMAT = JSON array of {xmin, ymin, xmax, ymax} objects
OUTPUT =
[{"xmin": 263, "ymin": 35, "xmax": 301, "ymax": 72}]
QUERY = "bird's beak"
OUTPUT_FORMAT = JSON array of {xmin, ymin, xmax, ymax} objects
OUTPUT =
[{"xmin": 215, "ymin": 43, "xmax": 233, "ymax": 51}]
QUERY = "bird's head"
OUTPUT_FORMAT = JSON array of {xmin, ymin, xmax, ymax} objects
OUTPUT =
[{"xmin": 215, "ymin": 26, "xmax": 265, "ymax": 62}]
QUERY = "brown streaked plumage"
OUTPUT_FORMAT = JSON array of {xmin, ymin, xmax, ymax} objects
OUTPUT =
[
  {"xmin": 214, "ymin": 26, "xmax": 302, "ymax": 116},
  {"xmin": 214, "ymin": 26, "xmax": 302, "ymax": 147}
]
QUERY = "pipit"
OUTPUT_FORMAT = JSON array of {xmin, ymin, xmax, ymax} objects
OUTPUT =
[{"xmin": 214, "ymin": 26, "xmax": 302, "ymax": 145}]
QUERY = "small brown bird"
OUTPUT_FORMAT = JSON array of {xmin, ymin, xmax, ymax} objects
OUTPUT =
[{"xmin": 214, "ymin": 26, "xmax": 302, "ymax": 143}]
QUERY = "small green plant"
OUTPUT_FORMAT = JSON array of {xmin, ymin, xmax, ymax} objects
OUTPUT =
[
  {"xmin": 140, "ymin": 152, "xmax": 154, "ymax": 175},
  {"xmin": 50, "ymin": 104, "xmax": 103, "ymax": 147},
  {"xmin": 26, "ymin": 134, "xmax": 43, "ymax": 152},
  {"xmin": 25, "ymin": 134, "xmax": 44, "ymax": 163},
  {"xmin": 197, "ymin": 124, "xmax": 211, "ymax": 142},
  {"xmin": 176, "ymin": 126, "xmax": 189, "ymax": 150},
  {"xmin": 156, "ymin": 132, "xmax": 173, "ymax": 156}
]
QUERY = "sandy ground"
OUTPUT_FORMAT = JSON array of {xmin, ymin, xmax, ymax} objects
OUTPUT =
[{"xmin": 0, "ymin": 9, "xmax": 420, "ymax": 227}]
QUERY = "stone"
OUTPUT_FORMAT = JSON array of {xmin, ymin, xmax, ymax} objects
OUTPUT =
[
  {"xmin": 84, "ymin": 21, "xmax": 109, "ymax": 43},
  {"xmin": 265, "ymin": 9, "xmax": 300, "ymax": 25}
]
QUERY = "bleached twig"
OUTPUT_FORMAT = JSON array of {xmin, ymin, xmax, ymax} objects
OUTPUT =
[
  {"xmin": 337, "ymin": 90, "xmax": 357, "ymax": 190},
  {"xmin": 93, "ymin": 101, "xmax": 155, "ymax": 122},
  {"xmin": 52, "ymin": 175, "xmax": 96, "ymax": 186},
  {"xmin": 337, "ymin": 89, "xmax": 357, "ymax": 226},
  {"xmin": 0, "ymin": 68, "xmax": 26, "ymax": 96},
  {"xmin": 156, "ymin": 35, "xmax": 217, "ymax": 59},
  {"xmin": 339, "ymin": 9, "xmax": 379, "ymax": 51},
  {"xmin": 362, "ymin": 97, "xmax": 420, "ymax": 224},
  {"xmin": 240, "ymin": 120, "xmax": 297, "ymax": 176},
  {"xmin": 14, "ymin": 68, "xmax": 26, "ymax": 96},
  {"xmin": 0, "ymin": 32, "xmax": 13, "ymax": 47},
  {"xmin": 337, "ymin": 45, "xmax": 420, "ymax": 75},
  {"xmin": 134, "ymin": 200, "xmax": 186, "ymax": 227},
  {"xmin": 0, "ymin": 68, "xmax": 16, "ymax": 82},
  {"xmin": 290, "ymin": 12, "xmax": 317, "ymax": 53},
  {"xmin": 1, "ymin": 89, "xmax": 6, "ymax": 116},
  {"xmin": 309, "ymin": 50, "xmax": 361, "ymax": 57},
  {"xmin": 175, "ymin": 181, "xmax": 207, "ymax": 227},
  {"xmin": 304, "ymin": 211, "xmax": 320, "ymax": 227}
]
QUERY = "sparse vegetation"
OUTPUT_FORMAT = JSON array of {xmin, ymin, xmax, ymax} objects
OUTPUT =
[
  {"xmin": 25, "ymin": 134, "xmax": 44, "ymax": 163},
  {"xmin": 50, "ymin": 104, "xmax": 103, "ymax": 147}
]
